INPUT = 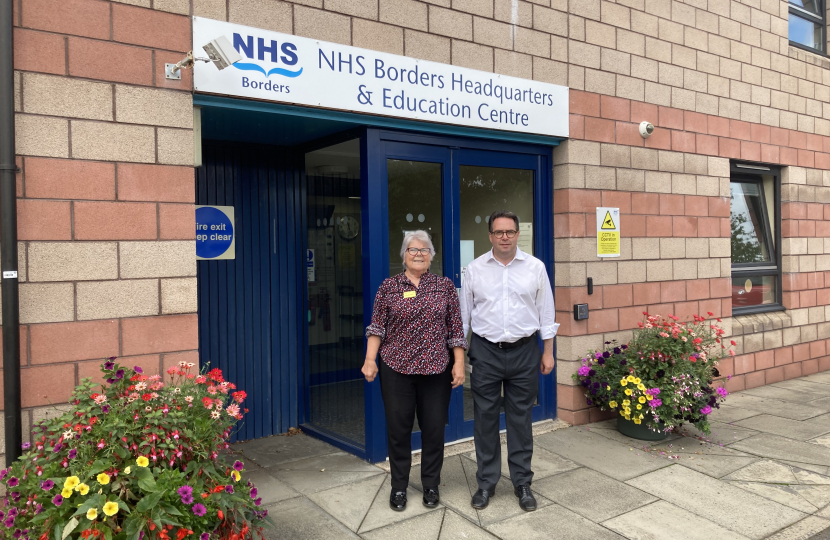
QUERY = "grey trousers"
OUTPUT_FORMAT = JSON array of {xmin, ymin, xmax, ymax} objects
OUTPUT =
[{"xmin": 469, "ymin": 333, "xmax": 540, "ymax": 490}]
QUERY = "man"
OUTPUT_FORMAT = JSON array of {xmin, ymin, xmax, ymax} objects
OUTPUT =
[{"xmin": 460, "ymin": 210, "xmax": 558, "ymax": 512}]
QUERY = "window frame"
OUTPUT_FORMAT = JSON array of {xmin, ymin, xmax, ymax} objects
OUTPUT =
[
  {"xmin": 730, "ymin": 163, "xmax": 783, "ymax": 316},
  {"xmin": 789, "ymin": 0, "xmax": 827, "ymax": 55}
]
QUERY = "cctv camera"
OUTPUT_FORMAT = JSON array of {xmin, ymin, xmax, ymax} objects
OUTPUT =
[
  {"xmin": 202, "ymin": 36, "xmax": 243, "ymax": 70},
  {"xmin": 639, "ymin": 121, "xmax": 655, "ymax": 139}
]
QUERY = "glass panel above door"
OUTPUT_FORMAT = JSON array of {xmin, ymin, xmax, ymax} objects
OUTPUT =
[{"xmin": 387, "ymin": 159, "xmax": 444, "ymax": 278}]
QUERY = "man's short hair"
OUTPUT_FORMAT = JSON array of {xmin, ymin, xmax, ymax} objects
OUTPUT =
[{"xmin": 488, "ymin": 210, "xmax": 519, "ymax": 233}]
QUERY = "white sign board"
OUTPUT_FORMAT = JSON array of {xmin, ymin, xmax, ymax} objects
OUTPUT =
[
  {"xmin": 596, "ymin": 207, "xmax": 620, "ymax": 258},
  {"xmin": 307, "ymin": 248, "xmax": 316, "ymax": 282},
  {"xmin": 193, "ymin": 17, "xmax": 569, "ymax": 138}
]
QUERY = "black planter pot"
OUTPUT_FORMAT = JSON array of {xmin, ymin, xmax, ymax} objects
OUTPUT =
[{"xmin": 616, "ymin": 416, "xmax": 669, "ymax": 441}]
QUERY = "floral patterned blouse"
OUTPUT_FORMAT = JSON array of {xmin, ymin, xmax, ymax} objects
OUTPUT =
[{"xmin": 366, "ymin": 271, "xmax": 468, "ymax": 375}]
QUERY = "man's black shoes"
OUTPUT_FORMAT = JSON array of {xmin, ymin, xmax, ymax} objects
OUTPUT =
[
  {"xmin": 423, "ymin": 487, "xmax": 440, "ymax": 508},
  {"xmin": 471, "ymin": 488, "xmax": 494, "ymax": 509},
  {"xmin": 389, "ymin": 489, "xmax": 407, "ymax": 511},
  {"xmin": 514, "ymin": 485, "xmax": 537, "ymax": 511}
]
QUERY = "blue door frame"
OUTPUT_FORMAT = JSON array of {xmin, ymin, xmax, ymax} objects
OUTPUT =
[{"xmin": 356, "ymin": 129, "xmax": 557, "ymax": 462}]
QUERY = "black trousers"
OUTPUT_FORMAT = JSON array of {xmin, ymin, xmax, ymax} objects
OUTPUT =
[
  {"xmin": 469, "ymin": 333, "xmax": 540, "ymax": 490},
  {"xmin": 379, "ymin": 360, "xmax": 453, "ymax": 490}
]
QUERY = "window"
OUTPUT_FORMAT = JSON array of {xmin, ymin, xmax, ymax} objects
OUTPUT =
[
  {"xmin": 730, "ymin": 164, "xmax": 782, "ymax": 314},
  {"xmin": 789, "ymin": 0, "xmax": 826, "ymax": 54}
]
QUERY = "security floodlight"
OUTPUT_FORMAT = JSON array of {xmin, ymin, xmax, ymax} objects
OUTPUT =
[{"xmin": 165, "ymin": 35, "xmax": 242, "ymax": 80}]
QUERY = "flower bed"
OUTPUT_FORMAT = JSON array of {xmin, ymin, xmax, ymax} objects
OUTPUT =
[
  {"xmin": 572, "ymin": 312, "xmax": 734, "ymax": 435},
  {"xmin": 0, "ymin": 360, "xmax": 270, "ymax": 540}
]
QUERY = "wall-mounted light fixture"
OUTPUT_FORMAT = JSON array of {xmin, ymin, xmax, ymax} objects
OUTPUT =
[{"xmin": 166, "ymin": 35, "xmax": 243, "ymax": 80}]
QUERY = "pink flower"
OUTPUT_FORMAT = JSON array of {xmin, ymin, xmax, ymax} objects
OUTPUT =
[{"xmin": 700, "ymin": 406, "xmax": 712, "ymax": 415}]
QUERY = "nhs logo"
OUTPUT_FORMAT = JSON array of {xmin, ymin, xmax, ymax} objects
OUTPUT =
[{"xmin": 231, "ymin": 33, "xmax": 303, "ymax": 78}]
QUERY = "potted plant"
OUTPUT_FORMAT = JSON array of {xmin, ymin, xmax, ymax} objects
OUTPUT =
[
  {"xmin": 0, "ymin": 359, "xmax": 271, "ymax": 540},
  {"xmin": 572, "ymin": 312, "xmax": 733, "ymax": 440}
]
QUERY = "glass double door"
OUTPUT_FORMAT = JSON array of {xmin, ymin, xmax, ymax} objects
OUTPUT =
[{"xmin": 381, "ymin": 140, "xmax": 548, "ymax": 448}]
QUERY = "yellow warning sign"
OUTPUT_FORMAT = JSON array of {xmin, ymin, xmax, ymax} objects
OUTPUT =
[
  {"xmin": 597, "ymin": 231, "xmax": 620, "ymax": 256},
  {"xmin": 601, "ymin": 211, "xmax": 616, "ymax": 230}
]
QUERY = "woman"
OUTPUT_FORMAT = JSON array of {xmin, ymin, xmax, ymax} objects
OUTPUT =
[{"xmin": 362, "ymin": 230, "xmax": 467, "ymax": 511}]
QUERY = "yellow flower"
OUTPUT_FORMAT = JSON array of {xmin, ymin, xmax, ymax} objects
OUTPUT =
[
  {"xmin": 97, "ymin": 473, "xmax": 110, "ymax": 485},
  {"xmin": 638, "ymin": 396, "xmax": 646, "ymax": 404},
  {"xmin": 86, "ymin": 508, "xmax": 98, "ymax": 520},
  {"xmin": 637, "ymin": 384, "xmax": 646, "ymax": 391},
  {"xmin": 231, "ymin": 470, "xmax": 241, "ymax": 482},
  {"xmin": 124, "ymin": 467, "xmax": 131, "ymax": 475},
  {"xmin": 61, "ymin": 487, "xmax": 73, "ymax": 498},
  {"xmin": 622, "ymin": 400, "xmax": 630, "ymax": 407},
  {"xmin": 76, "ymin": 483, "xmax": 90, "ymax": 495},
  {"xmin": 606, "ymin": 385, "xmax": 610, "ymax": 391},
  {"xmin": 136, "ymin": 456, "xmax": 149, "ymax": 468},
  {"xmin": 636, "ymin": 404, "xmax": 642, "ymax": 410},
  {"xmin": 634, "ymin": 378, "xmax": 641, "ymax": 385},
  {"xmin": 639, "ymin": 414, "xmax": 644, "ymax": 419},
  {"xmin": 624, "ymin": 389, "xmax": 632, "ymax": 396},
  {"xmin": 646, "ymin": 394, "xmax": 653, "ymax": 401},
  {"xmin": 633, "ymin": 418, "xmax": 641, "ymax": 425},
  {"xmin": 65, "ymin": 476, "xmax": 80, "ymax": 490},
  {"xmin": 620, "ymin": 379, "xmax": 628, "ymax": 386},
  {"xmin": 609, "ymin": 401, "xmax": 618, "ymax": 408},
  {"xmin": 102, "ymin": 502, "xmax": 119, "ymax": 517}
]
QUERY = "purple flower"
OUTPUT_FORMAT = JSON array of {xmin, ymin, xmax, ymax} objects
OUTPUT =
[
  {"xmin": 7, "ymin": 478, "xmax": 18, "ymax": 488},
  {"xmin": 249, "ymin": 488, "xmax": 257, "ymax": 499},
  {"xmin": 103, "ymin": 361, "xmax": 115, "ymax": 371},
  {"xmin": 716, "ymin": 387, "xmax": 728, "ymax": 397},
  {"xmin": 115, "ymin": 369, "xmax": 125, "ymax": 380},
  {"xmin": 224, "ymin": 485, "xmax": 233, "ymax": 494},
  {"xmin": 200, "ymin": 535, "xmax": 209, "ymax": 540},
  {"xmin": 52, "ymin": 444, "xmax": 61, "ymax": 454},
  {"xmin": 134, "ymin": 366, "xmax": 143, "ymax": 374},
  {"xmin": 13, "ymin": 528, "xmax": 21, "ymax": 538},
  {"xmin": 40, "ymin": 480, "xmax": 53, "ymax": 491},
  {"xmin": 51, "ymin": 494, "xmax": 63, "ymax": 507},
  {"xmin": 577, "ymin": 366, "xmax": 591, "ymax": 377},
  {"xmin": 700, "ymin": 406, "xmax": 712, "ymax": 415},
  {"xmin": 20, "ymin": 443, "xmax": 30, "ymax": 451},
  {"xmin": 10, "ymin": 494, "xmax": 19, "ymax": 503},
  {"xmin": 106, "ymin": 378, "xmax": 115, "ymax": 384},
  {"xmin": 0, "ymin": 510, "xmax": 5, "ymax": 520},
  {"xmin": 233, "ymin": 461, "xmax": 244, "ymax": 472},
  {"xmin": 602, "ymin": 351, "xmax": 610, "ymax": 358},
  {"xmin": 254, "ymin": 498, "xmax": 262, "ymax": 507},
  {"xmin": 68, "ymin": 449, "xmax": 76, "ymax": 460},
  {"xmin": 4, "ymin": 516, "xmax": 14, "ymax": 528},
  {"xmin": 191, "ymin": 504, "xmax": 207, "ymax": 517},
  {"xmin": 588, "ymin": 370, "xmax": 596, "ymax": 377},
  {"xmin": 0, "ymin": 470, "xmax": 8, "ymax": 481},
  {"xmin": 597, "ymin": 358, "xmax": 605, "ymax": 365},
  {"xmin": 34, "ymin": 505, "xmax": 41, "ymax": 516},
  {"xmin": 621, "ymin": 344, "xmax": 628, "ymax": 350},
  {"xmin": 651, "ymin": 399, "xmax": 662, "ymax": 407},
  {"xmin": 177, "ymin": 485, "xmax": 193, "ymax": 498},
  {"xmin": 101, "ymin": 405, "xmax": 110, "ymax": 414},
  {"xmin": 619, "ymin": 360, "xmax": 627, "ymax": 366},
  {"xmin": 613, "ymin": 347, "xmax": 621, "ymax": 355},
  {"xmin": 181, "ymin": 495, "xmax": 194, "ymax": 505}
]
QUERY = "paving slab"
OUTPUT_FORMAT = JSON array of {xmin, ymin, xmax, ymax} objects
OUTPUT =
[
  {"xmin": 764, "ymin": 516, "xmax": 830, "ymax": 540},
  {"xmin": 725, "ymin": 394, "xmax": 828, "ymax": 421},
  {"xmin": 676, "ymin": 421, "xmax": 759, "ymax": 444},
  {"xmin": 733, "ymin": 415, "xmax": 830, "ymax": 441},
  {"xmin": 627, "ymin": 464, "xmax": 806, "ymax": 539},
  {"xmin": 743, "ymin": 386, "xmax": 823, "ymax": 403},
  {"xmin": 772, "ymin": 379, "xmax": 830, "ymax": 398},
  {"xmin": 602, "ymin": 500, "xmax": 751, "ymax": 540},
  {"xmin": 261, "ymin": 497, "xmax": 361, "ymax": 540},
  {"xmin": 272, "ymin": 452, "xmax": 385, "ymax": 495},
  {"xmin": 534, "ymin": 426, "xmax": 671, "ymax": 481},
  {"xmin": 485, "ymin": 503, "xmax": 625, "ymax": 540},
  {"xmin": 361, "ymin": 507, "xmax": 444, "ymax": 540},
  {"xmin": 810, "ymin": 398, "xmax": 830, "ymax": 410},
  {"xmin": 795, "ymin": 484, "xmax": 830, "ymax": 509},
  {"xmin": 709, "ymin": 406, "xmax": 764, "ymax": 423},
  {"xmin": 235, "ymin": 433, "xmax": 339, "ymax": 467},
  {"xmin": 531, "ymin": 467, "xmax": 657, "ymax": 522},
  {"xmin": 307, "ymin": 473, "xmax": 385, "ymax": 532},
  {"xmin": 461, "ymin": 443, "xmax": 581, "ymax": 483},
  {"xmin": 244, "ymin": 469, "xmax": 301, "ymax": 506},
  {"xmin": 802, "ymin": 373, "xmax": 830, "ymax": 385},
  {"xmin": 651, "ymin": 436, "xmax": 752, "ymax": 457},
  {"xmin": 438, "ymin": 509, "xmax": 499, "ymax": 540},
  {"xmin": 727, "ymin": 481, "xmax": 818, "ymax": 513},
  {"xmin": 819, "ymin": 504, "xmax": 830, "ymax": 519},
  {"xmin": 810, "ymin": 433, "xmax": 830, "ymax": 450},
  {"xmin": 724, "ymin": 460, "xmax": 800, "ymax": 484},
  {"xmin": 588, "ymin": 423, "xmax": 683, "ymax": 447},
  {"xmin": 409, "ymin": 455, "xmax": 480, "ymax": 524},
  {"xmin": 783, "ymin": 462, "xmax": 830, "ymax": 480},
  {"xmin": 677, "ymin": 453, "xmax": 759, "ymax": 478},
  {"xmin": 731, "ymin": 434, "xmax": 830, "ymax": 466},
  {"xmin": 358, "ymin": 475, "xmax": 442, "ymax": 534}
]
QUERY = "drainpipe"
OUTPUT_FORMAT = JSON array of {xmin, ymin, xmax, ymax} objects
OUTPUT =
[{"xmin": 0, "ymin": 0, "xmax": 22, "ymax": 466}]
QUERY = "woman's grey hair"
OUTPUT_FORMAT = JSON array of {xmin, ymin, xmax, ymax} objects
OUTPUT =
[{"xmin": 400, "ymin": 230, "xmax": 435, "ymax": 270}]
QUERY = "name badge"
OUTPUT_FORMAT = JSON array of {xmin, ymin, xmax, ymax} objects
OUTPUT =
[{"xmin": 403, "ymin": 291, "xmax": 416, "ymax": 299}]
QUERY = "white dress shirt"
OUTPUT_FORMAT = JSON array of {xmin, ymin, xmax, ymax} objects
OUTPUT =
[{"xmin": 460, "ymin": 247, "xmax": 559, "ymax": 343}]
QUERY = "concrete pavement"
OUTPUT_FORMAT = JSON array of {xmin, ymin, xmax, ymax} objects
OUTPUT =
[{"xmin": 233, "ymin": 371, "xmax": 830, "ymax": 540}]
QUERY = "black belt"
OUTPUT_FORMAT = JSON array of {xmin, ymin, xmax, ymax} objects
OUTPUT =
[{"xmin": 477, "ymin": 333, "xmax": 535, "ymax": 350}]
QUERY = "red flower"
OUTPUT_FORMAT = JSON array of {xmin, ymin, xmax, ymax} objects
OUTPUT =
[{"xmin": 142, "ymin": 394, "xmax": 152, "ymax": 401}]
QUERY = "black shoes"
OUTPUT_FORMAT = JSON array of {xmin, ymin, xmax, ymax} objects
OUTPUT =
[
  {"xmin": 470, "ymin": 488, "xmax": 494, "ymax": 509},
  {"xmin": 423, "ymin": 487, "xmax": 440, "ymax": 508},
  {"xmin": 389, "ymin": 489, "xmax": 407, "ymax": 511},
  {"xmin": 514, "ymin": 485, "xmax": 537, "ymax": 511}
]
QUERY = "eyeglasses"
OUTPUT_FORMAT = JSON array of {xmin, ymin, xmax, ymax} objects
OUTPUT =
[
  {"xmin": 490, "ymin": 230, "xmax": 518, "ymax": 239},
  {"xmin": 405, "ymin": 248, "xmax": 432, "ymax": 255}
]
